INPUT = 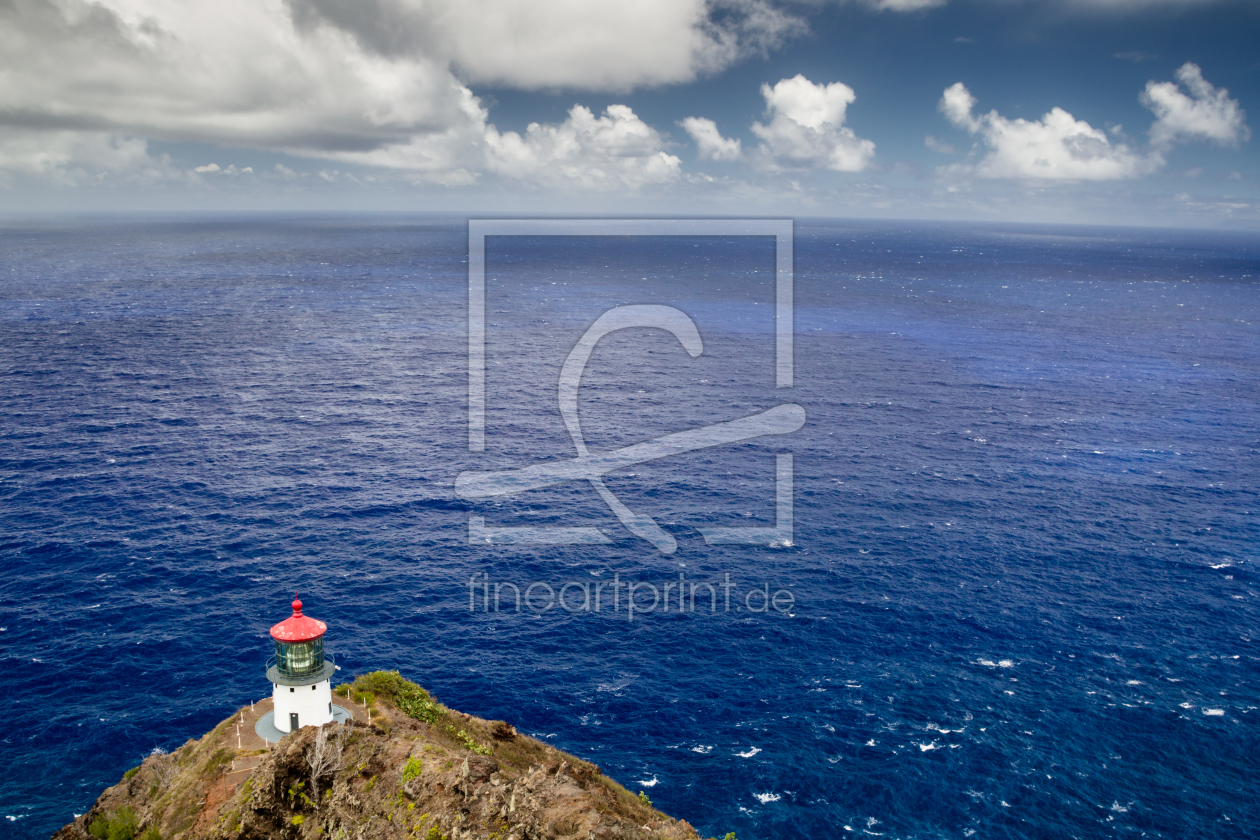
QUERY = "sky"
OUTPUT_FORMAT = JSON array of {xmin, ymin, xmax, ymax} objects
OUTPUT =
[{"xmin": 1, "ymin": 0, "xmax": 1257, "ymax": 227}]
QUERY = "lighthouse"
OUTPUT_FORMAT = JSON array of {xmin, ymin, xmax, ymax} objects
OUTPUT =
[{"xmin": 267, "ymin": 598, "xmax": 337, "ymax": 733}]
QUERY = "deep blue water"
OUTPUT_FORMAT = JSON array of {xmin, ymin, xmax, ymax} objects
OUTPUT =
[{"xmin": 1, "ymin": 217, "xmax": 1258, "ymax": 839}]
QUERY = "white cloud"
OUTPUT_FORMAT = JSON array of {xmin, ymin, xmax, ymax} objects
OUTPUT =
[
  {"xmin": 751, "ymin": 75, "xmax": 876, "ymax": 172},
  {"xmin": 287, "ymin": 0, "xmax": 805, "ymax": 91},
  {"xmin": 0, "ymin": 129, "xmax": 179, "ymax": 187},
  {"xmin": 681, "ymin": 117, "xmax": 743, "ymax": 161},
  {"xmin": 939, "ymin": 82, "xmax": 981, "ymax": 132},
  {"xmin": 483, "ymin": 105, "xmax": 682, "ymax": 190},
  {"xmin": 336, "ymin": 102, "xmax": 682, "ymax": 190},
  {"xmin": 0, "ymin": 0, "xmax": 474, "ymax": 153},
  {"xmin": 924, "ymin": 135, "xmax": 957, "ymax": 154},
  {"xmin": 938, "ymin": 82, "xmax": 1159, "ymax": 179},
  {"xmin": 1142, "ymin": 62, "xmax": 1250, "ymax": 149}
]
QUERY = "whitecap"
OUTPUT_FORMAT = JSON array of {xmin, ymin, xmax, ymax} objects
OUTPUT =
[
  {"xmin": 691, "ymin": 745, "xmax": 713, "ymax": 754},
  {"xmin": 597, "ymin": 676, "xmax": 636, "ymax": 693},
  {"xmin": 638, "ymin": 775, "xmax": 659, "ymax": 787},
  {"xmin": 1203, "ymin": 708, "xmax": 1225, "ymax": 716},
  {"xmin": 977, "ymin": 658, "xmax": 1015, "ymax": 668},
  {"xmin": 1111, "ymin": 801, "xmax": 1129, "ymax": 813},
  {"xmin": 754, "ymin": 792, "xmax": 781, "ymax": 804},
  {"xmin": 1126, "ymin": 680, "xmax": 1143, "ymax": 686},
  {"xmin": 918, "ymin": 741, "xmax": 939, "ymax": 751},
  {"xmin": 736, "ymin": 747, "xmax": 761, "ymax": 758}
]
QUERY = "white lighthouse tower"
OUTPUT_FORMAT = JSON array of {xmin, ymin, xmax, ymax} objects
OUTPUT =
[{"xmin": 267, "ymin": 598, "xmax": 337, "ymax": 733}]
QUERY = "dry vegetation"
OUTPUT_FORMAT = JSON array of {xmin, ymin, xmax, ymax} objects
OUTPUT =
[{"xmin": 54, "ymin": 671, "xmax": 718, "ymax": 840}]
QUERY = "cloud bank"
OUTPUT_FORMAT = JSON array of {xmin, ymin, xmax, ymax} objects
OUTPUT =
[
  {"xmin": 0, "ymin": 0, "xmax": 798, "ymax": 186},
  {"xmin": 0, "ymin": 0, "xmax": 1249, "ymax": 208},
  {"xmin": 937, "ymin": 63, "xmax": 1247, "ymax": 180}
]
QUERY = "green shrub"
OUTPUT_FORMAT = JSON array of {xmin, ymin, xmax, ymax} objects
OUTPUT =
[
  {"xmin": 123, "ymin": 766, "xmax": 140, "ymax": 780},
  {"xmin": 352, "ymin": 671, "xmax": 442, "ymax": 724},
  {"xmin": 138, "ymin": 828, "xmax": 162, "ymax": 840},
  {"xmin": 454, "ymin": 730, "xmax": 490, "ymax": 756},
  {"xmin": 88, "ymin": 807, "xmax": 139, "ymax": 840},
  {"xmin": 291, "ymin": 815, "xmax": 305, "ymax": 826},
  {"xmin": 637, "ymin": 790, "xmax": 652, "ymax": 807},
  {"xmin": 402, "ymin": 757, "xmax": 423, "ymax": 784}
]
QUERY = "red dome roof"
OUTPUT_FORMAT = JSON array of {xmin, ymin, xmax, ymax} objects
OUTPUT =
[{"xmin": 269, "ymin": 599, "xmax": 327, "ymax": 642}]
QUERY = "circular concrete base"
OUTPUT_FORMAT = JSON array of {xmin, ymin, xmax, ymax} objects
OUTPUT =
[{"xmin": 255, "ymin": 704, "xmax": 354, "ymax": 744}]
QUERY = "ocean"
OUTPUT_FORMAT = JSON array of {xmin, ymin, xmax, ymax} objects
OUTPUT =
[{"xmin": 0, "ymin": 216, "xmax": 1257, "ymax": 839}]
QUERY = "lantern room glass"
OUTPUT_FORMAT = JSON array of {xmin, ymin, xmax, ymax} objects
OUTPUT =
[{"xmin": 274, "ymin": 637, "xmax": 324, "ymax": 678}]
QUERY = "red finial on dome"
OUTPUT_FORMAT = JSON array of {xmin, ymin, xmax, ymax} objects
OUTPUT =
[{"xmin": 292, "ymin": 599, "xmax": 303, "ymax": 615}]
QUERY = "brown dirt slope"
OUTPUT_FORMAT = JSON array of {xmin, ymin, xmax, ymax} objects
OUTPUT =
[{"xmin": 53, "ymin": 671, "xmax": 712, "ymax": 840}]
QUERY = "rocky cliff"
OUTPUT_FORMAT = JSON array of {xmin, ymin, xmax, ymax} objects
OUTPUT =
[{"xmin": 54, "ymin": 672, "xmax": 711, "ymax": 840}]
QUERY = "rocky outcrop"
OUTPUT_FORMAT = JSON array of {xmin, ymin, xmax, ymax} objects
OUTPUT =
[{"xmin": 53, "ymin": 672, "xmax": 707, "ymax": 840}]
